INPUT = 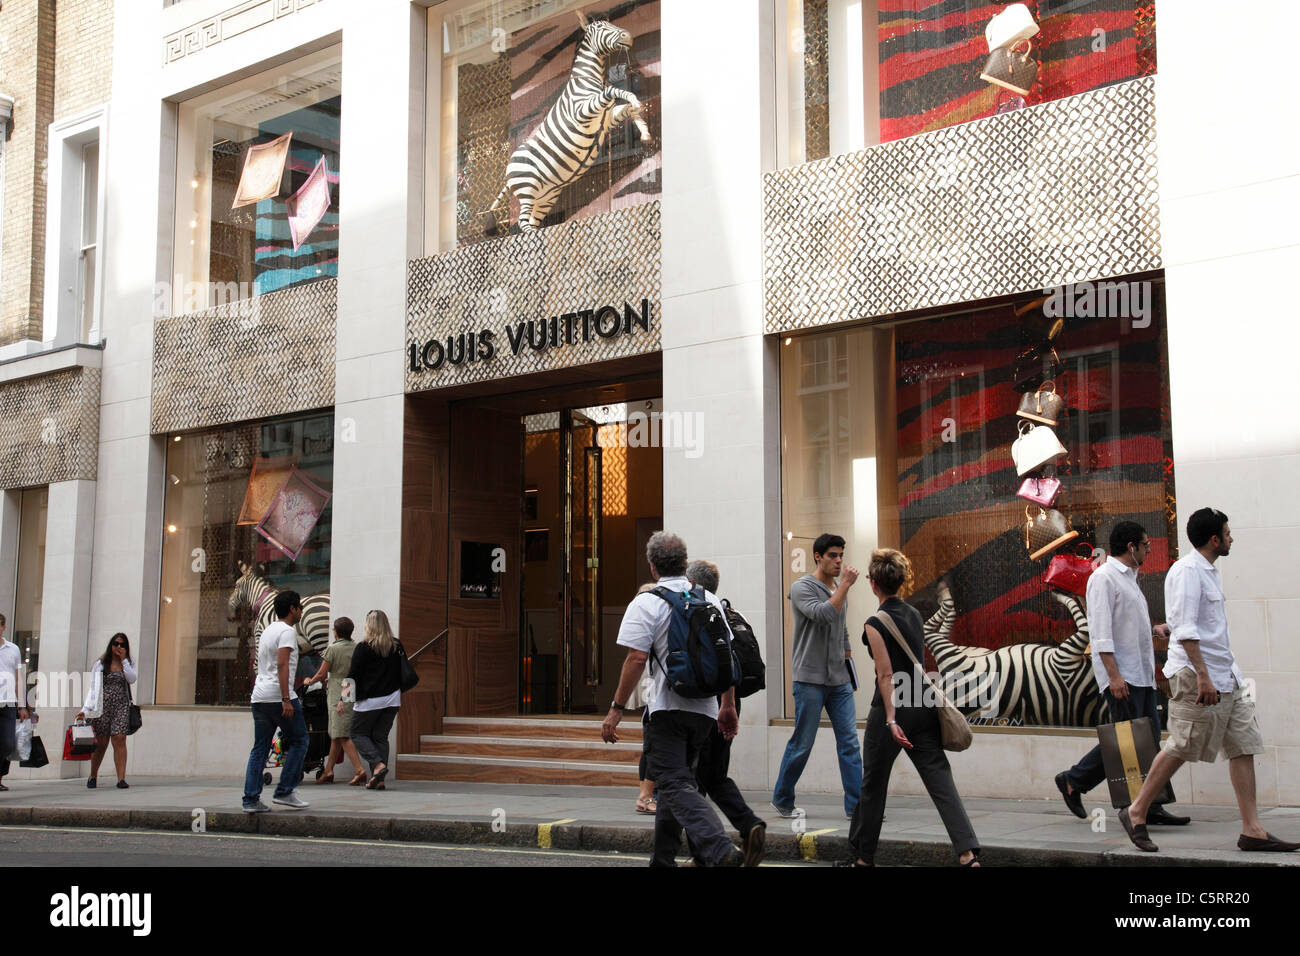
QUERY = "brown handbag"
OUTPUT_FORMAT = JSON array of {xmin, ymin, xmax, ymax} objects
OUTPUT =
[
  {"xmin": 1024, "ymin": 505, "xmax": 1079, "ymax": 560},
  {"xmin": 1016, "ymin": 381, "xmax": 1065, "ymax": 427},
  {"xmin": 875, "ymin": 612, "xmax": 972, "ymax": 753},
  {"xmin": 980, "ymin": 40, "xmax": 1038, "ymax": 96}
]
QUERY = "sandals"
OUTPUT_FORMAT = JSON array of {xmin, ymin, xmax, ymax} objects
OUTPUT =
[
  {"xmin": 366, "ymin": 766, "xmax": 389, "ymax": 790},
  {"xmin": 315, "ymin": 772, "xmax": 335, "ymax": 785},
  {"xmin": 961, "ymin": 850, "xmax": 982, "ymax": 867},
  {"xmin": 0, "ymin": 784, "xmax": 8, "ymax": 792},
  {"xmin": 348, "ymin": 770, "xmax": 367, "ymax": 786},
  {"xmin": 635, "ymin": 796, "xmax": 657, "ymax": 814}
]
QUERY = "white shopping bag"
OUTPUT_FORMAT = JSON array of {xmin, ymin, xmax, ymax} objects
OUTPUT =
[{"xmin": 15, "ymin": 719, "xmax": 33, "ymax": 762}]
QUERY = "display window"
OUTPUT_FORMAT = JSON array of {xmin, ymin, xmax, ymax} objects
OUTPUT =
[
  {"xmin": 779, "ymin": 279, "xmax": 1174, "ymax": 728},
  {"xmin": 783, "ymin": 0, "xmax": 1155, "ymax": 163},
  {"xmin": 157, "ymin": 413, "xmax": 333, "ymax": 706},
  {"xmin": 172, "ymin": 46, "xmax": 341, "ymax": 314},
  {"xmin": 14, "ymin": 487, "xmax": 48, "ymax": 696},
  {"xmin": 430, "ymin": 0, "xmax": 660, "ymax": 251}
]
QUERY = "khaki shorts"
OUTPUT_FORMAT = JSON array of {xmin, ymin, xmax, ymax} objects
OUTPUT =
[{"xmin": 1162, "ymin": 668, "xmax": 1265, "ymax": 763}]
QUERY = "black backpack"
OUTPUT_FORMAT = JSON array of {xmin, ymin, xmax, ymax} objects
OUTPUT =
[
  {"xmin": 648, "ymin": 587, "xmax": 738, "ymax": 698},
  {"xmin": 722, "ymin": 599, "xmax": 765, "ymax": 699}
]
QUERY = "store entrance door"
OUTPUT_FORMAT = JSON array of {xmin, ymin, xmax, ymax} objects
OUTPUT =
[{"xmin": 521, "ymin": 399, "xmax": 663, "ymax": 714}]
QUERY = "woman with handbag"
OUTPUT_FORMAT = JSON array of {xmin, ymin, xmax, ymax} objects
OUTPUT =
[
  {"xmin": 346, "ymin": 610, "xmax": 404, "ymax": 791},
  {"xmin": 75, "ymin": 633, "xmax": 138, "ymax": 790},
  {"xmin": 845, "ymin": 550, "xmax": 981, "ymax": 867}
]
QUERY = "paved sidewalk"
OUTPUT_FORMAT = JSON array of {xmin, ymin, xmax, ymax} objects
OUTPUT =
[{"xmin": 1, "ymin": 776, "xmax": 1297, "ymax": 866}]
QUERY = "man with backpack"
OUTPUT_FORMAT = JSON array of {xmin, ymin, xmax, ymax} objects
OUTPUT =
[
  {"xmin": 683, "ymin": 559, "xmax": 765, "ymax": 866},
  {"xmin": 601, "ymin": 532, "xmax": 760, "ymax": 866}
]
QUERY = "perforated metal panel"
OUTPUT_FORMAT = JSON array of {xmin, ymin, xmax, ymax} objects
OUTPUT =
[
  {"xmin": 151, "ymin": 278, "xmax": 336, "ymax": 433},
  {"xmin": 0, "ymin": 367, "xmax": 101, "ymax": 488},
  {"xmin": 406, "ymin": 202, "xmax": 662, "ymax": 393},
  {"xmin": 763, "ymin": 78, "xmax": 1161, "ymax": 335}
]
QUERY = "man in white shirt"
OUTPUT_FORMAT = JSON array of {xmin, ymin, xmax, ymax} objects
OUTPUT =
[
  {"xmin": 600, "ymin": 532, "xmax": 753, "ymax": 867},
  {"xmin": 1054, "ymin": 522, "xmax": 1187, "ymax": 825},
  {"xmin": 0, "ymin": 613, "xmax": 34, "ymax": 791},
  {"xmin": 242, "ymin": 591, "xmax": 310, "ymax": 812},
  {"xmin": 1120, "ymin": 508, "xmax": 1297, "ymax": 853}
]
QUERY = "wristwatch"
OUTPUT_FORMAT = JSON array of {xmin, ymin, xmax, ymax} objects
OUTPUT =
[
  {"xmin": 610, "ymin": 701, "xmax": 626, "ymax": 712},
  {"xmin": 885, "ymin": 720, "xmax": 897, "ymax": 728}
]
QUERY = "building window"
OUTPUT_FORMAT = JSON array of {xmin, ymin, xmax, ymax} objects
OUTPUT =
[
  {"xmin": 172, "ymin": 46, "xmax": 341, "ymax": 315},
  {"xmin": 157, "ymin": 413, "xmax": 333, "ymax": 706},
  {"xmin": 14, "ymin": 487, "xmax": 48, "ymax": 692},
  {"xmin": 782, "ymin": 0, "xmax": 1156, "ymax": 163},
  {"xmin": 44, "ymin": 110, "xmax": 107, "ymax": 346},
  {"xmin": 428, "ymin": 0, "xmax": 661, "ymax": 252},
  {"xmin": 779, "ymin": 280, "xmax": 1174, "ymax": 728}
]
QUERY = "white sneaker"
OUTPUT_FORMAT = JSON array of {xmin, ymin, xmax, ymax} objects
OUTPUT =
[
  {"xmin": 242, "ymin": 801, "xmax": 270, "ymax": 814},
  {"xmin": 770, "ymin": 802, "xmax": 803, "ymax": 818},
  {"xmin": 272, "ymin": 792, "xmax": 309, "ymax": 810}
]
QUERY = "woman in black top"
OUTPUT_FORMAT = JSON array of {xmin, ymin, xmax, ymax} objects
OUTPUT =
[
  {"xmin": 346, "ymin": 610, "xmax": 404, "ymax": 790},
  {"xmin": 845, "ymin": 549, "xmax": 981, "ymax": 867}
]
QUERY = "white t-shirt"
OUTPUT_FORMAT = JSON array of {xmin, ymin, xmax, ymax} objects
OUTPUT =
[
  {"xmin": 0, "ymin": 640, "xmax": 21, "ymax": 705},
  {"xmin": 252, "ymin": 621, "xmax": 299, "ymax": 703},
  {"xmin": 615, "ymin": 576, "xmax": 730, "ymax": 719}
]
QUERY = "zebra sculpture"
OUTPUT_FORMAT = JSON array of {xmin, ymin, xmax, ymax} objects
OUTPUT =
[
  {"xmin": 484, "ymin": 11, "xmax": 652, "ymax": 235},
  {"xmin": 226, "ymin": 561, "xmax": 332, "ymax": 655},
  {"xmin": 919, "ymin": 585, "xmax": 1102, "ymax": 727}
]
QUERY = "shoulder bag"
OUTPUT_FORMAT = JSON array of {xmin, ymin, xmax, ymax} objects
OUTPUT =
[
  {"xmin": 127, "ymin": 678, "xmax": 143, "ymax": 736},
  {"xmin": 874, "ymin": 612, "xmax": 972, "ymax": 753},
  {"xmin": 395, "ymin": 639, "xmax": 420, "ymax": 693}
]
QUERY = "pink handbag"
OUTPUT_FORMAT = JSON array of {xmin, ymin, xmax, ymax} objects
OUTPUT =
[{"xmin": 1017, "ymin": 474, "xmax": 1061, "ymax": 507}]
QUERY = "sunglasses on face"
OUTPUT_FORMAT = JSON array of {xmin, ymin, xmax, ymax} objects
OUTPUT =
[{"xmin": 111, "ymin": 642, "xmax": 126, "ymax": 648}]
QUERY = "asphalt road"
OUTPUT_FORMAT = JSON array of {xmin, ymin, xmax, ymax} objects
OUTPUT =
[{"xmin": 0, "ymin": 826, "xmax": 652, "ymax": 867}]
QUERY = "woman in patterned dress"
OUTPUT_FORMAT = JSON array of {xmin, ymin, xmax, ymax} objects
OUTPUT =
[{"xmin": 76, "ymin": 633, "xmax": 137, "ymax": 790}]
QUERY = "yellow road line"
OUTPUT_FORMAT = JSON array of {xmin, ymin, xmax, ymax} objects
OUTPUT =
[
  {"xmin": 797, "ymin": 827, "xmax": 837, "ymax": 861},
  {"xmin": 537, "ymin": 818, "xmax": 576, "ymax": 849}
]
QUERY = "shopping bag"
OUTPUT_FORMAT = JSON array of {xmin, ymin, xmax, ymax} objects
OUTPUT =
[
  {"xmin": 1097, "ymin": 701, "xmax": 1175, "ymax": 809},
  {"xmin": 15, "ymin": 718, "xmax": 33, "ymax": 761},
  {"xmin": 20, "ymin": 735, "xmax": 49, "ymax": 768},
  {"xmin": 63, "ymin": 725, "xmax": 95, "ymax": 761}
]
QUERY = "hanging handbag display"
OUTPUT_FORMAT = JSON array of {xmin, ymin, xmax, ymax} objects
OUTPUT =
[
  {"xmin": 980, "ymin": 41, "xmax": 1039, "ymax": 97},
  {"xmin": 20, "ymin": 734, "xmax": 49, "ymax": 769},
  {"xmin": 1024, "ymin": 505, "xmax": 1079, "ymax": 560},
  {"xmin": 1045, "ymin": 543, "xmax": 1100, "ymax": 596},
  {"xmin": 875, "ymin": 613, "xmax": 972, "ymax": 753},
  {"xmin": 396, "ymin": 639, "xmax": 420, "ymax": 693},
  {"xmin": 985, "ymin": 2, "xmax": 1039, "ymax": 51},
  {"xmin": 1016, "ymin": 381, "xmax": 1065, "ymax": 427},
  {"xmin": 1017, "ymin": 473, "xmax": 1061, "ymax": 507},
  {"xmin": 1012, "ymin": 344, "xmax": 1063, "ymax": 393},
  {"xmin": 1012, "ymin": 420, "xmax": 1068, "ymax": 477},
  {"xmin": 63, "ymin": 723, "xmax": 96, "ymax": 761}
]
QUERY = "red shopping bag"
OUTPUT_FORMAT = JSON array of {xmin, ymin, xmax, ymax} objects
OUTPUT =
[{"xmin": 63, "ymin": 725, "xmax": 95, "ymax": 761}]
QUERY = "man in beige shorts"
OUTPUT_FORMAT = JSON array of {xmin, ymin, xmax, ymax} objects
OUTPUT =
[{"xmin": 1119, "ymin": 508, "xmax": 1297, "ymax": 853}]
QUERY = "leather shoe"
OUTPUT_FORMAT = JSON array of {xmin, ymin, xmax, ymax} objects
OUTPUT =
[
  {"xmin": 1146, "ymin": 806, "xmax": 1190, "ymax": 826},
  {"xmin": 1118, "ymin": 807, "xmax": 1158, "ymax": 852},
  {"xmin": 1237, "ymin": 832, "xmax": 1300, "ymax": 852},
  {"xmin": 742, "ymin": 822, "xmax": 767, "ymax": 867},
  {"xmin": 1054, "ymin": 772, "xmax": 1085, "ymax": 819}
]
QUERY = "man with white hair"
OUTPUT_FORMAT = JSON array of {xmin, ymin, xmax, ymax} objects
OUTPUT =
[{"xmin": 601, "ymin": 532, "xmax": 757, "ymax": 866}]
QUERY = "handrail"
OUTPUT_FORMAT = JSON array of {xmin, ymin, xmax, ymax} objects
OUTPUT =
[{"xmin": 408, "ymin": 628, "xmax": 449, "ymax": 662}]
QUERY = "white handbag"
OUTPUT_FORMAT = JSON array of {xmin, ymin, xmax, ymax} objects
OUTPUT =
[
  {"xmin": 985, "ymin": 3, "xmax": 1038, "ymax": 52},
  {"xmin": 1012, "ymin": 420, "xmax": 1067, "ymax": 477}
]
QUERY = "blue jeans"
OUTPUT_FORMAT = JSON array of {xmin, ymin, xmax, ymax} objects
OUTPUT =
[
  {"xmin": 773, "ymin": 681, "xmax": 862, "ymax": 816},
  {"xmin": 243, "ymin": 699, "xmax": 308, "ymax": 805}
]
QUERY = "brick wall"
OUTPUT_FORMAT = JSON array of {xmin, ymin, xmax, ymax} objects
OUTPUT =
[
  {"xmin": 54, "ymin": 0, "xmax": 114, "ymax": 118},
  {"xmin": 0, "ymin": 0, "xmax": 55, "ymax": 346}
]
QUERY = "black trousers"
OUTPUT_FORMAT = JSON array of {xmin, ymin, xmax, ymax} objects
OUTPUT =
[
  {"xmin": 848, "ymin": 705, "xmax": 979, "ymax": 864},
  {"xmin": 1065, "ymin": 684, "xmax": 1169, "ymax": 809},
  {"xmin": 687, "ymin": 710, "xmax": 763, "ymax": 863},
  {"xmin": 643, "ymin": 709, "xmax": 736, "ymax": 867},
  {"xmin": 0, "ymin": 706, "xmax": 15, "ymax": 777}
]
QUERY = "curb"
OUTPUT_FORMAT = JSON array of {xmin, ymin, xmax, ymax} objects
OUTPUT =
[{"xmin": 2, "ymin": 805, "xmax": 1287, "ymax": 866}]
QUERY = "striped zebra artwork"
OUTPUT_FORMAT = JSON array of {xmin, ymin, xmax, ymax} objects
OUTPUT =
[
  {"xmin": 921, "ymin": 584, "xmax": 1103, "ymax": 727},
  {"xmin": 484, "ymin": 11, "xmax": 652, "ymax": 235},
  {"xmin": 226, "ymin": 561, "xmax": 331, "ymax": 655}
]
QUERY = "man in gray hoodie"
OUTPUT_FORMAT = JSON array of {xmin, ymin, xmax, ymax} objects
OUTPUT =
[{"xmin": 772, "ymin": 533, "xmax": 863, "ymax": 819}]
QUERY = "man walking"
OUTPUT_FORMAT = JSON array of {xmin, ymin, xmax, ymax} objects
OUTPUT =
[
  {"xmin": 773, "ymin": 533, "xmax": 863, "ymax": 820},
  {"xmin": 0, "ymin": 614, "xmax": 33, "ymax": 792},
  {"xmin": 1120, "ymin": 508, "xmax": 1298, "ymax": 853},
  {"xmin": 242, "ymin": 591, "xmax": 310, "ymax": 812},
  {"xmin": 682, "ymin": 559, "xmax": 766, "ymax": 866},
  {"xmin": 601, "ymin": 532, "xmax": 758, "ymax": 867},
  {"xmin": 1053, "ymin": 521, "xmax": 1188, "ymax": 825}
]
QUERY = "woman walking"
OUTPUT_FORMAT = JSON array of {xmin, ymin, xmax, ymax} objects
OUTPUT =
[
  {"xmin": 346, "ymin": 610, "xmax": 402, "ymax": 791},
  {"xmin": 305, "ymin": 617, "xmax": 367, "ymax": 785},
  {"xmin": 76, "ymin": 633, "xmax": 137, "ymax": 790},
  {"xmin": 846, "ymin": 550, "xmax": 981, "ymax": 867}
]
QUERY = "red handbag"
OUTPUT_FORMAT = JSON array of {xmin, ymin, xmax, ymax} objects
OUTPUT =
[
  {"xmin": 62, "ymin": 725, "xmax": 95, "ymax": 762},
  {"xmin": 1045, "ymin": 543, "xmax": 1100, "ymax": 596}
]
